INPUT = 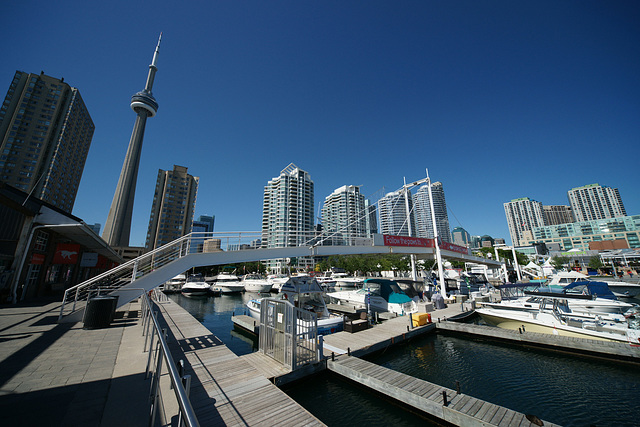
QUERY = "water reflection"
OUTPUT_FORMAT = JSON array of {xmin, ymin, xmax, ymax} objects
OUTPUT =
[{"xmin": 369, "ymin": 333, "xmax": 640, "ymax": 427}]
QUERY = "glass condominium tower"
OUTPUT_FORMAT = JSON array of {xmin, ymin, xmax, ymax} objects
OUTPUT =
[
  {"xmin": 504, "ymin": 197, "xmax": 545, "ymax": 247},
  {"xmin": 413, "ymin": 181, "xmax": 451, "ymax": 242},
  {"xmin": 378, "ymin": 190, "xmax": 415, "ymax": 236},
  {"xmin": 261, "ymin": 163, "xmax": 314, "ymax": 248},
  {"xmin": 0, "ymin": 71, "xmax": 94, "ymax": 213},
  {"xmin": 321, "ymin": 185, "xmax": 375, "ymax": 245}
]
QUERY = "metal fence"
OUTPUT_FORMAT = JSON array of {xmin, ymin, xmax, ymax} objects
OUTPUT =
[
  {"xmin": 258, "ymin": 298, "xmax": 319, "ymax": 370},
  {"xmin": 142, "ymin": 290, "xmax": 200, "ymax": 427}
]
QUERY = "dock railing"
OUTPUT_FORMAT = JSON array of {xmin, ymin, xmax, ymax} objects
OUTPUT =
[{"xmin": 142, "ymin": 290, "xmax": 200, "ymax": 427}]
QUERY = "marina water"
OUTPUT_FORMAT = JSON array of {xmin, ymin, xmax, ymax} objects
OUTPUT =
[{"xmin": 169, "ymin": 293, "xmax": 640, "ymax": 426}]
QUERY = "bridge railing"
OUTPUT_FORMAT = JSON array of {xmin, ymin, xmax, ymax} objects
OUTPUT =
[{"xmin": 59, "ymin": 231, "xmax": 374, "ymax": 320}]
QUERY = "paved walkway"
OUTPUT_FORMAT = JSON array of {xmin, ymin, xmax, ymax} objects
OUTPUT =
[{"xmin": 0, "ymin": 297, "xmax": 149, "ymax": 427}]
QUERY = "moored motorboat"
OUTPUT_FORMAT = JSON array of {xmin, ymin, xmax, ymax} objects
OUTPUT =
[
  {"xmin": 266, "ymin": 274, "xmax": 289, "ymax": 292},
  {"xmin": 241, "ymin": 274, "xmax": 272, "ymax": 293},
  {"xmin": 546, "ymin": 271, "xmax": 640, "ymax": 299},
  {"xmin": 181, "ymin": 277, "xmax": 210, "ymax": 297},
  {"xmin": 477, "ymin": 294, "xmax": 640, "ymax": 344},
  {"xmin": 246, "ymin": 275, "xmax": 344, "ymax": 335},
  {"xmin": 327, "ymin": 278, "xmax": 417, "ymax": 316},
  {"xmin": 162, "ymin": 273, "xmax": 186, "ymax": 293},
  {"xmin": 209, "ymin": 272, "xmax": 245, "ymax": 294}
]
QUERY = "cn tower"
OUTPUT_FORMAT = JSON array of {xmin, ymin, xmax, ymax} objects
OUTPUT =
[{"xmin": 103, "ymin": 34, "xmax": 162, "ymax": 247}]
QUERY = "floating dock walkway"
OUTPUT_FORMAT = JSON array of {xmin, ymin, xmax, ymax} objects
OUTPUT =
[{"xmin": 328, "ymin": 355, "xmax": 561, "ymax": 427}]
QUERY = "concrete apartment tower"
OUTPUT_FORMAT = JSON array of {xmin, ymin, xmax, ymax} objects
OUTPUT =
[
  {"xmin": 261, "ymin": 163, "xmax": 314, "ymax": 272},
  {"xmin": 0, "ymin": 71, "xmax": 94, "ymax": 213},
  {"xmin": 145, "ymin": 165, "xmax": 198, "ymax": 250},
  {"xmin": 102, "ymin": 34, "xmax": 162, "ymax": 247},
  {"xmin": 567, "ymin": 183, "xmax": 626, "ymax": 222},
  {"xmin": 321, "ymin": 185, "xmax": 375, "ymax": 245},
  {"xmin": 504, "ymin": 197, "xmax": 545, "ymax": 247}
]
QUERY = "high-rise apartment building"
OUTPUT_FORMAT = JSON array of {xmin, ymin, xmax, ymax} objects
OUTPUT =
[
  {"xmin": 145, "ymin": 165, "xmax": 198, "ymax": 250},
  {"xmin": 567, "ymin": 183, "xmax": 626, "ymax": 222},
  {"xmin": 543, "ymin": 205, "xmax": 574, "ymax": 225},
  {"xmin": 413, "ymin": 182, "xmax": 451, "ymax": 242},
  {"xmin": 321, "ymin": 185, "xmax": 375, "ymax": 244},
  {"xmin": 261, "ymin": 163, "xmax": 314, "ymax": 272},
  {"xmin": 0, "ymin": 71, "xmax": 94, "ymax": 213},
  {"xmin": 378, "ymin": 190, "xmax": 415, "ymax": 236},
  {"xmin": 262, "ymin": 163, "xmax": 314, "ymax": 248},
  {"xmin": 451, "ymin": 226, "xmax": 470, "ymax": 247},
  {"xmin": 504, "ymin": 197, "xmax": 545, "ymax": 247}
]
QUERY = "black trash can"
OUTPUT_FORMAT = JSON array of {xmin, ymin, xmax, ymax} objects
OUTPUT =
[{"xmin": 83, "ymin": 295, "xmax": 119, "ymax": 329}]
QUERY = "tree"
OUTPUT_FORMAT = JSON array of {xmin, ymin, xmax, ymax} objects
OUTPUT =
[
  {"xmin": 588, "ymin": 256, "xmax": 604, "ymax": 271},
  {"xmin": 551, "ymin": 256, "xmax": 570, "ymax": 271}
]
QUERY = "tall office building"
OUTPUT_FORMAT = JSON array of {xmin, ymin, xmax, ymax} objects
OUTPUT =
[
  {"xmin": 413, "ymin": 182, "xmax": 451, "ymax": 242},
  {"xmin": 504, "ymin": 197, "xmax": 545, "ymax": 247},
  {"xmin": 191, "ymin": 214, "xmax": 215, "ymax": 253},
  {"xmin": 103, "ymin": 35, "xmax": 162, "ymax": 248},
  {"xmin": 378, "ymin": 190, "xmax": 415, "ymax": 236},
  {"xmin": 321, "ymin": 185, "xmax": 374, "ymax": 244},
  {"xmin": 261, "ymin": 163, "xmax": 314, "ymax": 272},
  {"xmin": 145, "ymin": 165, "xmax": 198, "ymax": 250},
  {"xmin": 543, "ymin": 205, "xmax": 574, "ymax": 225},
  {"xmin": 451, "ymin": 226, "xmax": 470, "ymax": 247},
  {"xmin": 567, "ymin": 183, "xmax": 626, "ymax": 222},
  {"xmin": 0, "ymin": 71, "xmax": 94, "ymax": 213}
]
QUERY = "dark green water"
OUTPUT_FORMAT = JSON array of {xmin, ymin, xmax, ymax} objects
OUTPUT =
[{"xmin": 170, "ymin": 293, "xmax": 640, "ymax": 427}]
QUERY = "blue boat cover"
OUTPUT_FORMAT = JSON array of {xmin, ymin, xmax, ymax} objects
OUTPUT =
[
  {"xmin": 562, "ymin": 280, "xmax": 617, "ymax": 300},
  {"xmin": 363, "ymin": 278, "xmax": 412, "ymax": 304}
]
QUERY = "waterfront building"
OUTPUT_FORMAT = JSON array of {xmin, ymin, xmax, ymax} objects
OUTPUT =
[
  {"xmin": 567, "ymin": 183, "xmax": 626, "ymax": 222},
  {"xmin": 191, "ymin": 214, "xmax": 215, "ymax": 252},
  {"xmin": 504, "ymin": 197, "xmax": 545, "ymax": 247},
  {"xmin": 378, "ymin": 190, "xmax": 415, "ymax": 236},
  {"xmin": 261, "ymin": 163, "xmax": 314, "ymax": 272},
  {"xmin": 145, "ymin": 165, "xmax": 198, "ymax": 250},
  {"xmin": 0, "ymin": 71, "xmax": 94, "ymax": 214},
  {"xmin": 529, "ymin": 214, "xmax": 640, "ymax": 251},
  {"xmin": 452, "ymin": 227, "xmax": 470, "ymax": 247},
  {"xmin": 365, "ymin": 199, "xmax": 378, "ymax": 237},
  {"xmin": 413, "ymin": 182, "xmax": 451, "ymax": 242},
  {"xmin": 1, "ymin": 182, "xmax": 121, "ymax": 302},
  {"xmin": 321, "ymin": 185, "xmax": 375, "ymax": 245},
  {"xmin": 103, "ymin": 35, "xmax": 162, "ymax": 248},
  {"xmin": 543, "ymin": 205, "xmax": 574, "ymax": 225}
]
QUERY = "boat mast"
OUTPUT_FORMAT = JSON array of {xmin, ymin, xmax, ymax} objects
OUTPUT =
[{"xmin": 426, "ymin": 169, "xmax": 446, "ymax": 295}]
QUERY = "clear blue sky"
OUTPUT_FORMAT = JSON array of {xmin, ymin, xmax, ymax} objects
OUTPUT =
[{"xmin": 3, "ymin": 1, "xmax": 639, "ymax": 246}]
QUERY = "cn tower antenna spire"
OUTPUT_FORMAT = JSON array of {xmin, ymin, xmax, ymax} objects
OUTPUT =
[{"xmin": 103, "ymin": 35, "xmax": 163, "ymax": 248}]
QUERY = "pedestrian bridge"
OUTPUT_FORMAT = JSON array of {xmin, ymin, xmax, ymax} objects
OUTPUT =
[{"xmin": 59, "ymin": 231, "xmax": 499, "ymax": 322}]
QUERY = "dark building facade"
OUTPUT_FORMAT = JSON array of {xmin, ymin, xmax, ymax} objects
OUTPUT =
[
  {"xmin": 145, "ymin": 165, "xmax": 198, "ymax": 250},
  {"xmin": 0, "ymin": 71, "xmax": 94, "ymax": 213}
]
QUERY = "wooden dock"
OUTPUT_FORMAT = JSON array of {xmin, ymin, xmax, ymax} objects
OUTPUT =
[
  {"xmin": 321, "ymin": 314, "xmax": 435, "ymax": 357},
  {"xmin": 437, "ymin": 320, "xmax": 640, "ymax": 363},
  {"xmin": 155, "ymin": 299, "xmax": 325, "ymax": 426},
  {"xmin": 327, "ymin": 355, "xmax": 560, "ymax": 427}
]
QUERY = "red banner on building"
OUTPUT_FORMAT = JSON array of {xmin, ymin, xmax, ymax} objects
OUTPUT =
[
  {"xmin": 440, "ymin": 241, "xmax": 470, "ymax": 255},
  {"xmin": 382, "ymin": 235, "xmax": 435, "ymax": 248},
  {"xmin": 53, "ymin": 244, "xmax": 80, "ymax": 264}
]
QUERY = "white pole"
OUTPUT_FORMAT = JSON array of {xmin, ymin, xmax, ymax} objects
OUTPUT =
[
  {"xmin": 426, "ymin": 169, "xmax": 445, "ymax": 296},
  {"xmin": 403, "ymin": 177, "xmax": 418, "ymax": 281},
  {"xmin": 511, "ymin": 246, "xmax": 522, "ymax": 281}
]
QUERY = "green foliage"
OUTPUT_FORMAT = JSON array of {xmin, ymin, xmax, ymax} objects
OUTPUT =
[
  {"xmin": 551, "ymin": 256, "xmax": 571, "ymax": 270},
  {"xmin": 588, "ymin": 256, "xmax": 604, "ymax": 270}
]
